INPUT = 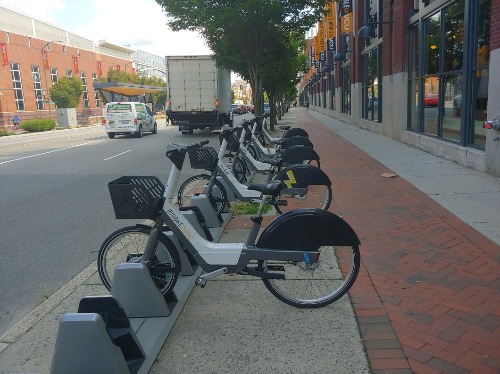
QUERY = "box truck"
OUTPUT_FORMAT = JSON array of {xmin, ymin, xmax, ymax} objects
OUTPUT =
[{"xmin": 165, "ymin": 55, "xmax": 233, "ymax": 134}]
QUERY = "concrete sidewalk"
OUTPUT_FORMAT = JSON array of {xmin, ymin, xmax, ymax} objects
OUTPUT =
[{"xmin": 0, "ymin": 107, "xmax": 499, "ymax": 373}]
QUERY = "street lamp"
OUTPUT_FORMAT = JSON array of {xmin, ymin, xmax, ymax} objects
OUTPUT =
[
  {"xmin": 124, "ymin": 61, "xmax": 135, "ymax": 73},
  {"xmin": 41, "ymin": 40, "xmax": 62, "ymax": 118}
]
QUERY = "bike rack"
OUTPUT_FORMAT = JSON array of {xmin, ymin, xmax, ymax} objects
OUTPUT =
[
  {"xmin": 52, "ymin": 264, "xmax": 202, "ymax": 374},
  {"xmin": 51, "ymin": 207, "xmax": 231, "ymax": 374}
]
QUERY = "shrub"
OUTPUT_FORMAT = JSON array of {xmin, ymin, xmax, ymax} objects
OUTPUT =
[
  {"xmin": 21, "ymin": 118, "xmax": 57, "ymax": 132},
  {"xmin": 0, "ymin": 128, "xmax": 12, "ymax": 137},
  {"xmin": 50, "ymin": 76, "xmax": 84, "ymax": 108}
]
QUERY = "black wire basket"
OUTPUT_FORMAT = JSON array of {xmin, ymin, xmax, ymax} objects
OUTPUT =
[
  {"xmin": 108, "ymin": 176, "xmax": 165, "ymax": 219},
  {"xmin": 188, "ymin": 146, "xmax": 218, "ymax": 170}
]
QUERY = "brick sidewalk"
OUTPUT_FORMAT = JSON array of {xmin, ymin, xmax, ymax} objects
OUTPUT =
[{"xmin": 289, "ymin": 109, "xmax": 499, "ymax": 373}]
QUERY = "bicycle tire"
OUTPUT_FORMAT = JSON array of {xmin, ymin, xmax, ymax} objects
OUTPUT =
[
  {"xmin": 97, "ymin": 225, "xmax": 180, "ymax": 295},
  {"xmin": 274, "ymin": 184, "xmax": 332, "ymax": 215},
  {"xmin": 232, "ymin": 156, "xmax": 248, "ymax": 183},
  {"xmin": 247, "ymin": 143, "xmax": 259, "ymax": 161},
  {"xmin": 260, "ymin": 244, "xmax": 360, "ymax": 308},
  {"xmin": 177, "ymin": 174, "xmax": 228, "ymax": 216}
]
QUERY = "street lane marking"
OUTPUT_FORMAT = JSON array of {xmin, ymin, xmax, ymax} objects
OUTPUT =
[
  {"xmin": 0, "ymin": 139, "xmax": 105, "ymax": 165},
  {"xmin": 104, "ymin": 150, "xmax": 132, "ymax": 160}
]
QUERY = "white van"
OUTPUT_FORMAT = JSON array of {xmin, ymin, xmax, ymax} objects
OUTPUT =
[{"xmin": 104, "ymin": 102, "xmax": 158, "ymax": 139}]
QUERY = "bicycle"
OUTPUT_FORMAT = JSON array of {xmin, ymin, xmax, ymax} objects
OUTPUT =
[
  {"xmin": 97, "ymin": 140, "xmax": 361, "ymax": 308},
  {"xmin": 177, "ymin": 129, "xmax": 332, "ymax": 215}
]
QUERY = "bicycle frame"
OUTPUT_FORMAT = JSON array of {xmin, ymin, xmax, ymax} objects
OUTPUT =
[{"xmin": 143, "ymin": 145, "xmax": 320, "ymax": 275}]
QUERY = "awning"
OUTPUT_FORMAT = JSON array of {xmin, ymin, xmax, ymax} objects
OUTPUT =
[{"xmin": 93, "ymin": 82, "xmax": 166, "ymax": 97}]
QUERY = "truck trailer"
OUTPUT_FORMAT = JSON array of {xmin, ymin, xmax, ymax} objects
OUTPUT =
[{"xmin": 165, "ymin": 55, "xmax": 232, "ymax": 134}]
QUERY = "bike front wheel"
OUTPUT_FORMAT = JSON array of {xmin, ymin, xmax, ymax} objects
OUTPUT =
[
  {"xmin": 177, "ymin": 174, "xmax": 228, "ymax": 216},
  {"xmin": 97, "ymin": 225, "xmax": 180, "ymax": 295},
  {"xmin": 274, "ymin": 184, "xmax": 332, "ymax": 215},
  {"xmin": 261, "ymin": 244, "xmax": 360, "ymax": 308}
]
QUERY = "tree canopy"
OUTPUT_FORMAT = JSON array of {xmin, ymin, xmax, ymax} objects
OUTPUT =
[
  {"xmin": 155, "ymin": 0, "xmax": 328, "ymax": 127},
  {"xmin": 49, "ymin": 76, "xmax": 84, "ymax": 108}
]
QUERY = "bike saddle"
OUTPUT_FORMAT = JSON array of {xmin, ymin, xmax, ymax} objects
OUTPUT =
[
  {"xmin": 247, "ymin": 181, "xmax": 284, "ymax": 196},
  {"xmin": 279, "ymin": 125, "xmax": 291, "ymax": 131}
]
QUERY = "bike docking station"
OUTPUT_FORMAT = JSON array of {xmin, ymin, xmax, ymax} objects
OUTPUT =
[{"xmin": 51, "ymin": 177, "xmax": 232, "ymax": 374}]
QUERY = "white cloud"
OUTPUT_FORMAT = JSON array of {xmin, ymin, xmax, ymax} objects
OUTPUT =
[
  {"xmin": 73, "ymin": 0, "xmax": 212, "ymax": 56},
  {"xmin": 0, "ymin": 0, "xmax": 64, "ymax": 24},
  {"xmin": 0, "ymin": 0, "xmax": 212, "ymax": 57}
]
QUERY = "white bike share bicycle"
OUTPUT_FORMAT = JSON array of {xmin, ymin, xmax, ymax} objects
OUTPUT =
[{"xmin": 97, "ymin": 140, "xmax": 361, "ymax": 308}]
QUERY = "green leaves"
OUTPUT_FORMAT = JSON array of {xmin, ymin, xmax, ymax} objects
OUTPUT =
[{"xmin": 49, "ymin": 76, "xmax": 84, "ymax": 108}]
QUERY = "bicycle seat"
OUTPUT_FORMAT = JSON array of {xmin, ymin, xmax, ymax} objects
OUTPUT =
[
  {"xmin": 247, "ymin": 181, "xmax": 284, "ymax": 196},
  {"xmin": 279, "ymin": 125, "xmax": 291, "ymax": 131}
]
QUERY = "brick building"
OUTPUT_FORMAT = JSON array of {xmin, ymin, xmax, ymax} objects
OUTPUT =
[
  {"xmin": 299, "ymin": 0, "xmax": 500, "ymax": 177},
  {"xmin": 0, "ymin": 6, "xmax": 165, "ymax": 129}
]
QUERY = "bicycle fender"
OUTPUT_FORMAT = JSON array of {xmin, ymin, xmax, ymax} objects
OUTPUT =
[
  {"xmin": 274, "ymin": 164, "xmax": 331, "ymax": 187},
  {"xmin": 257, "ymin": 209, "xmax": 360, "ymax": 249},
  {"xmin": 280, "ymin": 145, "xmax": 320, "ymax": 164}
]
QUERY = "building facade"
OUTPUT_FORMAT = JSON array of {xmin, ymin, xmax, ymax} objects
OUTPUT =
[
  {"xmin": 299, "ymin": 0, "xmax": 500, "ymax": 177},
  {"xmin": 0, "ymin": 6, "xmax": 166, "ymax": 129}
]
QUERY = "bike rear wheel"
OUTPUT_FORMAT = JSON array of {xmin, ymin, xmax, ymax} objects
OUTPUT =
[
  {"xmin": 274, "ymin": 184, "xmax": 332, "ymax": 215},
  {"xmin": 177, "ymin": 174, "xmax": 228, "ymax": 216},
  {"xmin": 97, "ymin": 225, "xmax": 180, "ymax": 295},
  {"xmin": 261, "ymin": 244, "xmax": 360, "ymax": 308}
]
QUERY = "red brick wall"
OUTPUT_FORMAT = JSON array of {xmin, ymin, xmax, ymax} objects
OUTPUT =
[
  {"xmin": 0, "ymin": 32, "xmax": 129, "ymax": 126},
  {"xmin": 491, "ymin": 0, "xmax": 500, "ymax": 50}
]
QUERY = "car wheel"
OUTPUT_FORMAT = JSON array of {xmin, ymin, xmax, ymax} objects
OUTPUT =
[
  {"xmin": 152, "ymin": 122, "xmax": 158, "ymax": 134},
  {"xmin": 108, "ymin": 133, "xmax": 115, "ymax": 139},
  {"xmin": 136, "ymin": 125, "xmax": 143, "ymax": 138}
]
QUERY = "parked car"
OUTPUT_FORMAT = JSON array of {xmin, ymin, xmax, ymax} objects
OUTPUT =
[
  {"xmin": 453, "ymin": 95, "xmax": 462, "ymax": 116},
  {"xmin": 104, "ymin": 102, "xmax": 157, "ymax": 139},
  {"xmin": 423, "ymin": 94, "xmax": 438, "ymax": 107},
  {"xmin": 232, "ymin": 103, "xmax": 242, "ymax": 115}
]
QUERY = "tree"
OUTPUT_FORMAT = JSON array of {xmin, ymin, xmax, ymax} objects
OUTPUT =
[
  {"xmin": 49, "ymin": 76, "xmax": 84, "ymax": 108},
  {"xmin": 155, "ymin": 0, "xmax": 327, "ymax": 118}
]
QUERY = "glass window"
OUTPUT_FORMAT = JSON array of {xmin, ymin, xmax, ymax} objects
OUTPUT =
[
  {"xmin": 470, "ymin": 0, "xmax": 490, "ymax": 147},
  {"xmin": 50, "ymin": 68, "xmax": 58, "ymax": 83},
  {"xmin": 10, "ymin": 63, "xmax": 24, "ymax": 111},
  {"xmin": 362, "ymin": 47, "xmax": 379, "ymax": 122},
  {"xmin": 341, "ymin": 65, "xmax": 350, "ymax": 114},
  {"xmin": 31, "ymin": 65, "xmax": 44, "ymax": 110},
  {"xmin": 66, "ymin": 69, "xmax": 72, "ymax": 77},
  {"xmin": 409, "ymin": 25, "xmax": 419, "ymax": 131},
  {"xmin": 80, "ymin": 72, "xmax": 89, "ymax": 108}
]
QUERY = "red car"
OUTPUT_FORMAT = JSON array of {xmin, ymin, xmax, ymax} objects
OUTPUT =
[{"xmin": 424, "ymin": 94, "xmax": 438, "ymax": 107}]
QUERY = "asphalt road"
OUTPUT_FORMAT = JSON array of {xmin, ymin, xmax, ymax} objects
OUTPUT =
[{"xmin": 0, "ymin": 114, "xmax": 251, "ymax": 336}]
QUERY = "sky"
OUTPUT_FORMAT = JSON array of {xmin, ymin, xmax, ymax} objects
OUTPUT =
[{"xmin": 0, "ymin": 0, "xmax": 213, "ymax": 56}]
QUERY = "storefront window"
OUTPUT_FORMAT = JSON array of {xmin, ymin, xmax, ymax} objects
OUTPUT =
[
  {"xmin": 341, "ymin": 65, "xmax": 350, "ymax": 114},
  {"xmin": 362, "ymin": 48, "xmax": 379, "ymax": 122},
  {"xmin": 441, "ymin": 0, "xmax": 464, "ymax": 142},
  {"xmin": 470, "ymin": 0, "xmax": 490, "ymax": 147},
  {"xmin": 423, "ymin": 11, "xmax": 440, "ymax": 136},
  {"xmin": 409, "ymin": 26, "xmax": 419, "ymax": 131},
  {"xmin": 411, "ymin": 0, "xmax": 489, "ymax": 149}
]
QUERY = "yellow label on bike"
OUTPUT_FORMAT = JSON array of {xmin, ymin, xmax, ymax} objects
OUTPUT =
[{"xmin": 284, "ymin": 170, "xmax": 297, "ymax": 188}]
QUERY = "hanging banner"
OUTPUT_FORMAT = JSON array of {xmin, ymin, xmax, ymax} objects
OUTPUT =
[
  {"xmin": 318, "ymin": 21, "xmax": 325, "ymax": 49},
  {"xmin": 97, "ymin": 61, "xmax": 102, "ymax": 77},
  {"xmin": 73, "ymin": 56, "xmax": 79, "ymax": 74},
  {"xmin": 320, "ymin": 50, "xmax": 326, "ymax": 62},
  {"xmin": 43, "ymin": 50, "xmax": 49, "ymax": 70},
  {"xmin": 314, "ymin": 36, "xmax": 320, "ymax": 61},
  {"xmin": 326, "ymin": 2, "xmax": 336, "ymax": 39},
  {"xmin": 327, "ymin": 38, "xmax": 336, "ymax": 52},
  {"xmin": 1, "ymin": 42, "xmax": 9, "ymax": 66},
  {"xmin": 132, "ymin": 68, "xmax": 136, "ymax": 75},
  {"xmin": 340, "ymin": 0, "xmax": 353, "ymax": 33}
]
